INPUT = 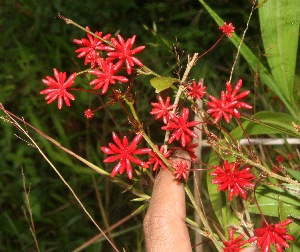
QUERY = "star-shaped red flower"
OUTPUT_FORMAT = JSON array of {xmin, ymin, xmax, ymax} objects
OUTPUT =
[
  {"xmin": 172, "ymin": 160, "xmax": 189, "ymax": 180},
  {"xmin": 207, "ymin": 91, "xmax": 237, "ymax": 123},
  {"xmin": 150, "ymin": 96, "xmax": 177, "ymax": 124},
  {"xmin": 187, "ymin": 80, "xmax": 206, "ymax": 100},
  {"xmin": 40, "ymin": 68, "xmax": 77, "ymax": 109},
  {"xmin": 84, "ymin": 108, "xmax": 94, "ymax": 119},
  {"xmin": 219, "ymin": 22, "xmax": 235, "ymax": 37},
  {"xmin": 248, "ymin": 219, "xmax": 295, "ymax": 252},
  {"xmin": 107, "ymin": 34, "xmax": 145, "ymax": 74},
  {"xmin": 276, "ymin": 155, "xmax": 285, "ymax": 163},
  {"xmin": 223, "ymin": 228, "xmax": 247, "ymax": 252},
  {"xmin": 101, "ymin": 132, "xmax": 151, "ymax": 179},
  {"xmin": 147, "ymin": 145, "xmax": 171, "ymax": 171},
  {"xmin": 73, "ymin": 27, "xmax": 111, "ymax": 67},
  {"xmin": 210, "ymin": 160, "xmax": 256, "ymax": 201},
  {"xmin": 225, "ymin": 79, "xmax": 252, "ymax": 118},
  {"xmin": 162, "ymin": 108, "xmax": 200, "ymax": 147},
  {"xmin": 207, "ymin": 79, "xmax": 252, "ymax": 123},
  {"xmin": 89, "ymin": 58, "xmax": 128, "ymax": 93}
]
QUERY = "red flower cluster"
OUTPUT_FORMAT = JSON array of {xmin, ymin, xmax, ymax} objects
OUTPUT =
[
  {"xmin": 150, "ymin": 96, "xmax": 177, "ymax": 124},
  {"xmin": 223, "ymin": 228, "xmax": 247, "ymax": 252},
  {"xmin": 172, "ymin": 160, "xmax": 189, "ymax": 180},
  {"xmin": 276, "ymin": 155, "xmax": 285, "ymax": 163},
  {"xmin": 219, "ymin": 22, "xmax": 235, "ymax": 37},
  {"xmin": 249, "ymin": 219, "xmax": 295, "ymax": 252},
  {"xmin": 84, "ymin": 108, "xmax": 94, "ymax": 119},
  {"xmin": 162, "ymin": 108, "xmax": 200, "ymax": 147},
  {"xmin": 89, "ymin": 58, "xmax": 128, "ymax": 93},
  {"xmin": 210, "ymin": 160, "xmax": 256, "ymax": 201},
  {"xmin": 186, "ymin": 80, "xmax": 206, "ymax": 100},
  {"xmin": 41, "ymin": 27, "xmax": 145, "ymax": 109},
  {"xmin": 73, "ymin": 27, "xmax": 111, "ymax": 67},
  {"xmin": 106, "ymin": 35, "xmax": 145, "ymax": 75},
  {"xmin": 207, "ymin": 79, "xmax": 252, "ymax": 123},
  {"xmin": 40, "ymin": 68, "xmax": 77, "ymax": 109},
  {"xmin": 101, "ymin": 132, "xmax": 150, "ymax": 179}
]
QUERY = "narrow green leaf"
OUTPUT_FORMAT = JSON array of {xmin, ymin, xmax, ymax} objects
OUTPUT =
[
  {"xmin": 230, "ymin": 111, "xmax": 300, "ymax": 139},
  {"xmin": 259, "ymin": 0, "xmax": 300, "ymax": 111},
  {"xmin": 286, "ymin": 169, "xmax": 300, "ymax": 181},
  {"xmin": 150, "ymin": 76, "xmax": 178, "ymax": 93}
]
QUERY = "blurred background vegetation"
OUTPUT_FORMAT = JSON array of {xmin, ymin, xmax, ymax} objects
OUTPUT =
[{"xmin": 1, "ymin": 0, "xmax": 295, "ymax": 251}]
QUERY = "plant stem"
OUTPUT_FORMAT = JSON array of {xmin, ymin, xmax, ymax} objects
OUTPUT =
[
  {"xmin": 0, "ymin": 105, "xmax": 150, "ymax": 200},
  {"xmin": 163, "ymin": 53, "xmax": 199, "ymax": 149},
  {"xmin": 123, "ymin": 96, "xmax": 174, "ymax": 171},
  {"xmin": 58, "ymin": 13, "xmax": 113, "ymax": 47},
  {"xmin": 184, "ymin": 185, "xmax": 223, "ymax": 251},
  {"xmin": 228, "ymin": 0, "xmax": 257, "ymax": 83}
]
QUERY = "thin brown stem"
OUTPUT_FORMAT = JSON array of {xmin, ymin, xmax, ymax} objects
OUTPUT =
[{"xmin": 228, "ymin": 0, "xmax": 257, "ymax": 83}]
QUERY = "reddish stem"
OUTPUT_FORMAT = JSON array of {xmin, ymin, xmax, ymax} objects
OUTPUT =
[{"xmin": 197, "ymin": 34, "xmax": 224, "ymax": 60}]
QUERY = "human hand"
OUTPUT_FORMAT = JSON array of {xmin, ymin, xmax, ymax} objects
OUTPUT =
[{"xmin": 143, "ymin": 150, "xmax": 262, "ymax": 252}]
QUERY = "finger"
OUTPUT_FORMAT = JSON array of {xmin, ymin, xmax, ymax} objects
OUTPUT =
[
  {"xmin": 143, "ymin": 150, "xmax": 192, "ymax": 252},
  {"xmin": 240, "ymin": 247, "xmax": 262, "ymax": 252}
]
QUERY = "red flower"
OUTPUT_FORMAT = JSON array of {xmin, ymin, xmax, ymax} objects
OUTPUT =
[
  {"xmin": 187, "ymin": 80, "xmax": 206, "ymax": 100},
  {"xmin": 84, "ymin": 109, "xmax": 94, "ymax": 119},
  {"xmin": 210, "ymin": 161, "xmax": 256, "ymax": 201},
  {"xmin": 207, "ymin": 79, "xmax": 252, "ymax": 123},
  {"xmin": 107, "ymin": 34, "xmax": 145, "ymax": 74},
  {"xmin": 162, "ymin": 108, "xmax": 200, "ymax": 147},
  {"xmin": 147, "ymin": 145, "xmax": 171, "ymax": 171},
  {"xmin": 89, "ymin": 58, "xmax": 128, "ymax": 93},
  {"xmin": 101, "ymin": 132, "xmax": 151, "ymax": 179},
  {"xmin": 219, "ymin": 22, "xmax": 235, "ymax": 37},
  {"xmin": 276, "ymin": 155, "xmax": 285, "ymax": 163},
  {"xmin": 150, "ymin": 96, "xmax": 177, "ymax": 124},
  {"xmin": 172, "ymin": 160, "xmax": 189, "ymax": 180},
  {"xmin": 225, "ymin": 79, "xmax": 252, "ymax": 118},
  {"xmin": 40, "ymin": 68, "xmax": 77, "ymax": 109},
  {"xmin": 207, "ymin": 91, "xmax": 238, "ymax": 123},
  {"xmin": 223, "ymin": 228, "xmax": 247, "ymax": 252},
  {"xmin": 73, "ymin": 27, "xmax": 111, "ymax": 67},
  {"xmin": 248, "ymin": 219, "xmax": 295, "ymax": 252}
]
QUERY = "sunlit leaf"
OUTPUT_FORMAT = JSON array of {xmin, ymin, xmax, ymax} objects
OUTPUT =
[
  {"xmin": 150, "ymin": 76, "xmax": 178, "ymax": 93},
  {"xmin": 230, "ymin": 111, "xmax": 300, "ymax": 139},
  {"xmin": 248, "ymin": 185, "xmax": 300, "ymax": 218},
  {"xmin": 259, "ymin": 0, "xmax": 300, "ymax": 114}
]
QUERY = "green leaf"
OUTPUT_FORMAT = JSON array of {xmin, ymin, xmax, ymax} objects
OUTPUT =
[
  {"xmin": 247, "ymin": 184, "xmax": 300, "ymax": 218},
  {"xmin": 286, "ymin": 169, "xmax": 300, "ymax": 181},
  {"xmin": 150, "ymin": 76, "xmax": 178, "ymax": 93},
  {"xmin": 278, "ymin": 199, "xmax": 288, "ymax": 221},
  {"xmin": 230, "ymin": 111, "xmax": 300, "ymax": 139},
  {"xmin": 259, "ymin": 0, "xmax": 300, "ymax": 113}
]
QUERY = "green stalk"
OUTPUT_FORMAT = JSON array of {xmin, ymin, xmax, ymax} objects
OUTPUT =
[
  {"xmin": 184, "ymin": 185, "xmax": 223, "ymax": 251},
  {"xmin": 1, "ymin": 105, "xmax": 150, "ymax": 200},
  {"xmin": 123, "ymin": 96, "xmax": 174, "ymax": 171}
]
